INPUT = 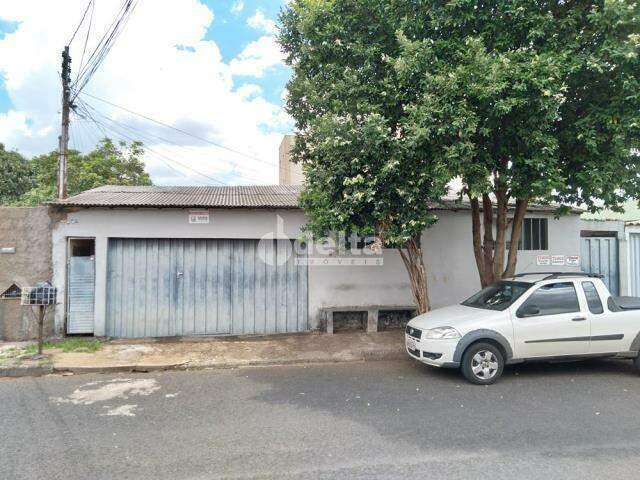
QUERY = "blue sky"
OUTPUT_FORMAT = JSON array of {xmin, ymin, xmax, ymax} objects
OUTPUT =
[
  {"xmin": 0, "ymin": 18, "xmax": 19, "ymax": 111},
  {"xmin": 0, "ymin": 0, "xmax": 289, "ymax": 114},
  {"xmin": 205, "ymin": 0, "xmax": 289, "ymax": 105},
  {"xmin": 0, "ymin": 0, "xmax": 291, "ymax": 185}
]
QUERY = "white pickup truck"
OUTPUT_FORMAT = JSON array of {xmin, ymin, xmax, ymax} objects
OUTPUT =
[{"xmin": 405, "ymin": 272, "xmax": 640, "ymax": 384}]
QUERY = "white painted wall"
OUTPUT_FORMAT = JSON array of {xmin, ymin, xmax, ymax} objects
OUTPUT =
[{"xmin": 52, "ymin": 207, "xmax": 583, "ymax": 336}]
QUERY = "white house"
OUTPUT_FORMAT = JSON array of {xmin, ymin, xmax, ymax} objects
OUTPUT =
[{"xmin": 50, "ymin": 181, "xmax": 586, "ymax": 338}]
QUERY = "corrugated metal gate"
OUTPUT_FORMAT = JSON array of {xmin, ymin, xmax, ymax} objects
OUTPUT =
[
  {"xmin": 106, "ymin": 238, "xmax": 308, "ymax": 338},
  {"xmin": 580, "ymin": 236, "xmax": 619, "ymax": 296},
  {"xmin": 629, "ymin": 233, "xmax": 640, "ymax": 297},
  {"xmin": 67, "ymin": 256, "xmax": 96, "ymax": 334}
]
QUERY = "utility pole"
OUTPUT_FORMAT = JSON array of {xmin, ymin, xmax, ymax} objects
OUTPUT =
[{"xmin": 57, "ymin": 46, "xmax": 71, "ymax": 200}]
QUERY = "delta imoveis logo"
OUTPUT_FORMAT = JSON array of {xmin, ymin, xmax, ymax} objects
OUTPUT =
[{"xmin": 257, "ymin": 215, "xmax": 384, "ymax": 267}]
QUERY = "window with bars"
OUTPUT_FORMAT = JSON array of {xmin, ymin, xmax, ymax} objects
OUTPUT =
[{"xmin": 518, "ymin": 218, "xmax": 548, "ymax": 251}]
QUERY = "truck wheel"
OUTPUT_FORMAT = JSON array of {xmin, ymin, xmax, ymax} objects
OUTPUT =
[{"xmin": 461, "ymin": 342, "xmax": 504, "ymax": 385}]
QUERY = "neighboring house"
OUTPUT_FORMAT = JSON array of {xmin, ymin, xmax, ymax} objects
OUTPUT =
[{"xmin": 579, "ymin": 201, "xmax": 640, "ymax": 298}]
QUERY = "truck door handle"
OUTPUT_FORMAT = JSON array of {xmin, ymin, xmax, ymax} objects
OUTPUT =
[{"xmin": 572, "ymin": 316, "xmax": 587, "ymax": 322}]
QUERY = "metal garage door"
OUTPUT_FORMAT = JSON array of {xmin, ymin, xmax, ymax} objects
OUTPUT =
[
  {"xmin": 630, "ymin": 233, "xmax": 640, "ymax": 297},
  {"xmin": 106, "ymin": 239, "xmax": 308, "ymax": 338},
  {"xmin": 580, "ymin": 236, "xmax": 619, "ymax": 296}
]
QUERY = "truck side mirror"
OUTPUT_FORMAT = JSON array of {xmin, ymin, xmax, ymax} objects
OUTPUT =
[{"xmin": 518, "ymin": 304, "xmax": 540, "ymax": 318}]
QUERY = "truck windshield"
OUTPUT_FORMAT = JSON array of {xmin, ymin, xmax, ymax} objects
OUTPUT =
[{"xmin": 461, "ymin": 281, "xmax": 531, "ymax": 311}]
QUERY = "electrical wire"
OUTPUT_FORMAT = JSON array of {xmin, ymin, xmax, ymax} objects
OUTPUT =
[
  {"xmin": 78, "ymin": 91, "xmax": 278, "ymax": 168},
  {"xmin": 67, "ymin": 0, "xmax": 94, "ymax": 46},
  {"xmin": 72, "ymin": 0, "xmax": 139, "ymax": 100},
  {"xmin": 75, "ymin": 100, "xmax": 229, "ymax": 185},
  {"xmin": 79, "ymin": 101, "xmax": 271, "ymax": 182},
  {"xmin": 75, "ymin": 0, "xmax": 95, "ymax": 85}
]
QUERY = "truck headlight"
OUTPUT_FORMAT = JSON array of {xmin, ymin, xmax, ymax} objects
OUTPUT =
[{"xmin": 423, "ymin": 327, "xmax": 461, "ymax": 340}]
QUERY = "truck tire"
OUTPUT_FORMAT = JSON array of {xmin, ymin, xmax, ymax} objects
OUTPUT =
[{"xmin": 461, "ymin": 342, "xmax": 504, "ymax": 385}]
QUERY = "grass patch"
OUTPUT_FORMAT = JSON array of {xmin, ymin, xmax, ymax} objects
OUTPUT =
[{"xmin": 23, "ymin": 339, "xmax": 102, "ymax": 354}]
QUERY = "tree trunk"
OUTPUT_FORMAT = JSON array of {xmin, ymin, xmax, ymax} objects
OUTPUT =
[
  {"xmin": 503, "ymin": 197, "xmax": 529, "ymax": 278},
  {"xmin": 470, "ymin": 196, "xmax": 491, "ymax": 287},
  {"xmin": 398, "ymin": 234, "xmax": 430, "ymax": 314},
  {"xmin": 481, "ymin": 193, "xmax": 496, "ymax": 286},
  {"xmin": 469, "ymin": 191, "xmax": 529, "ymax": 286},
  {"xmin": 493, "ymin": 189, "xmax": 508, "ymax": 279}
]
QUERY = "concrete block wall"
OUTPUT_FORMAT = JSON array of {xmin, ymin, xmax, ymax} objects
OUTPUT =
[{"xmin": 0, "ymin": 207, "xmax": 56, "ymax": 341}]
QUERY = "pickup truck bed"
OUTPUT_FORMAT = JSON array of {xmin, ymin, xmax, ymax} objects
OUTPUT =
[{"xmin": 608, "ymin": 296, "xmax": 640, "ymax": 311}]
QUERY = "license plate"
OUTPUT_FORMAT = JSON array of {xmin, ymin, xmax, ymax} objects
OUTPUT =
[{"xmin": 406, "ymin": 336, "xmax": 418, "ymax": 351}]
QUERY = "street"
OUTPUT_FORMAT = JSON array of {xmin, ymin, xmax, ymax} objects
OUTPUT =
[{"xmin": 2, "ymin": 358, "xmax": 640, "ymax": 479}]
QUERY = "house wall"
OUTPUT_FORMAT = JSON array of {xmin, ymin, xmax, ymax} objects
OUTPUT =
[
  {"xmin": 0, "ymin": 207, "xmax": 56, "ymax": 341},
  {"xmin": 52, "ymin": 207, "xmax": 583, "ymax": 336}
]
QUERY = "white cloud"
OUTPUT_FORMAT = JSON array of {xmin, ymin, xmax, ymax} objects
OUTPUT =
[
  {"xmin": 236, "ymin": 83, "xmax": 263, "ymax": 100},
  {"xmin": 230, "ymin": 1, "xmax": 244, "ymax": 15},
  {"xmin": 230, "ymin": 36, "xmax": 284, "ymax": 78},
  {"xmin": 0, "ymin": 0, "xmax": 292, "ymax": 185},
  {"xmin": 247, "ymin": 10, "xmax": 277, "ymax": 35}
]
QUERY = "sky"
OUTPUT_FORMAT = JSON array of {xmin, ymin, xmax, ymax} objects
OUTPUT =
[{"xmin": 0, "ymin": 0, "xmax": 291, "ymax": 185}]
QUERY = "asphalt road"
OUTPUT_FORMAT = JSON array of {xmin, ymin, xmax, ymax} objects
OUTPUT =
[{"xmin": 2, "ymin": 358, "xmax": 640, "ymax": 480}]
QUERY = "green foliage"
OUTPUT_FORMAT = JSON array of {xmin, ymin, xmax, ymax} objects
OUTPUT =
[
  {"xmin": 393, "ymin": 0, "xmax": 640, "ymax": 209},
  {"xmin": 281, "ymin": 0, "xmax": 640, "ymax": 214},
  {"xmin": 280, "ymin": 0, "xmax": 452, "ymax": 247},
  {"xmin": 9, "ymin": 138, "xmax": 152, "ymax": 206},
  {"xmin": 22, "ymin": 338, "xmax": 102, "ymax": 355},
  {"xmin": 281, "ymin": 0, "xmax": 640, "ymax": 285},
  {"xmin": 0, "ymin": 144, "xmax": 35, "ymax": 204}
]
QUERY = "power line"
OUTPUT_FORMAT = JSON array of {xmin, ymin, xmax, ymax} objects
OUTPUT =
[
  {"xmin": 67, "ymin": 0, "xmax": 94, "ymax": 46},
  {"xmin": 72, "ymin": 0, "xmax": 139, "ymax": 100},
  {"xmin": 76, "ymin": 100, "xmax": 229, "ymax": 185},
  {"xmin": 75, "ymin": 0, "xmax": 95, "ymax": 85},
  {"xmin": 79, "ymin": 100, "xmax": 271, "ymax": 182},
  {"xmin": 78, "ymin": 91, "xmax": 278, "ymax": 167},
  {"xmin": 77, "ymin": 100, "xmax": 237, "ymax": 184},
  {"xmin": 73, "ymin": 114, "xmax": 207, "ymax": 185}
]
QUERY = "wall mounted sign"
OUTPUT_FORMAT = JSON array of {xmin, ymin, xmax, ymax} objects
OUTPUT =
[
  {"xmin": 536, "ymin": 255, "xmax": 551, "ymax": 266},
  {"xmin": 0, "ymin": 247, "xmax": 16, "ymax": 254},
  {"xmin": 551, "ymin": 255, "xmax": 566, "ymax": 266},
  {"xmin": 565, "ymin": 255, "xmax": 581, "ymax": 267},
  {"xmin": 188, "ymin": 210, "xmax": 210, "ymax": 224}
]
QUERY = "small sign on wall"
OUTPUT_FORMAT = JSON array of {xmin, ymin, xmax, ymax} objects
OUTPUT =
[
  {"xmin": 551, "ymin": 255, "xmax": 566, "ymax": 266},
  {"xmin": 536, "ymin": 255, "xmax": 551, "ymax": 266},
  {"xmin": 0, "ymin": 247, "xmax": 16, "ymax": 254},
  {"xmin": 188, "ymin": 210, "xmax": 210, "ymax": 224},
  {"xmin": 565, "ymin": 255, "xmax": 580, "ymax": 267}
]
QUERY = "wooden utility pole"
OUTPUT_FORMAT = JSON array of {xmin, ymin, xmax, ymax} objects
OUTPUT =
[{"xmin": 57, "ymin": 46, "xmax": 71, "ymax": 200}]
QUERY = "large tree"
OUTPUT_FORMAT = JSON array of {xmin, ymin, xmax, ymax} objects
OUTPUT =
[
  {"xmin": 280, "ymin": 0, "xmax": 455, "ymax": 313},
  {"xmin": 281, "ymin": 0, "xmax": 640, "ymax": 297},
  {"xmin": 15, "ymin": 138, "xmax": 152, "ymax": 206},
  {"xmin": 0, "ymin": 144, "xmax": 34, "ymax": 204},
  {"xmin": 396, "ymin": 0, "xmax": 640, "ymax": 286}
]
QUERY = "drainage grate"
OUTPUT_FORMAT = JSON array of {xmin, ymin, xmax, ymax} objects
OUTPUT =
[
  {"xmin": 333, "ymin": 311, "xmax": 367, "ymax": 333},
  {"xmin": 379, "ymin": 310, "xmax": 416, "ymax": 331}
]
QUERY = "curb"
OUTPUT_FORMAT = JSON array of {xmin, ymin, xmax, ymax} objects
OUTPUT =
[
  {"xmin": 49, "ymin": 348, "xmax": 405, "ymax": 376},
  {"xmin": 0, "ymin": 364, "xmax": 54, "ymax": 378}
]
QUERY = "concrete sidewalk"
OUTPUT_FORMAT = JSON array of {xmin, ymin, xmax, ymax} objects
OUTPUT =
[{"xmin": 2, "ymin": 331, "xmax": 405, "ymax": 377}]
